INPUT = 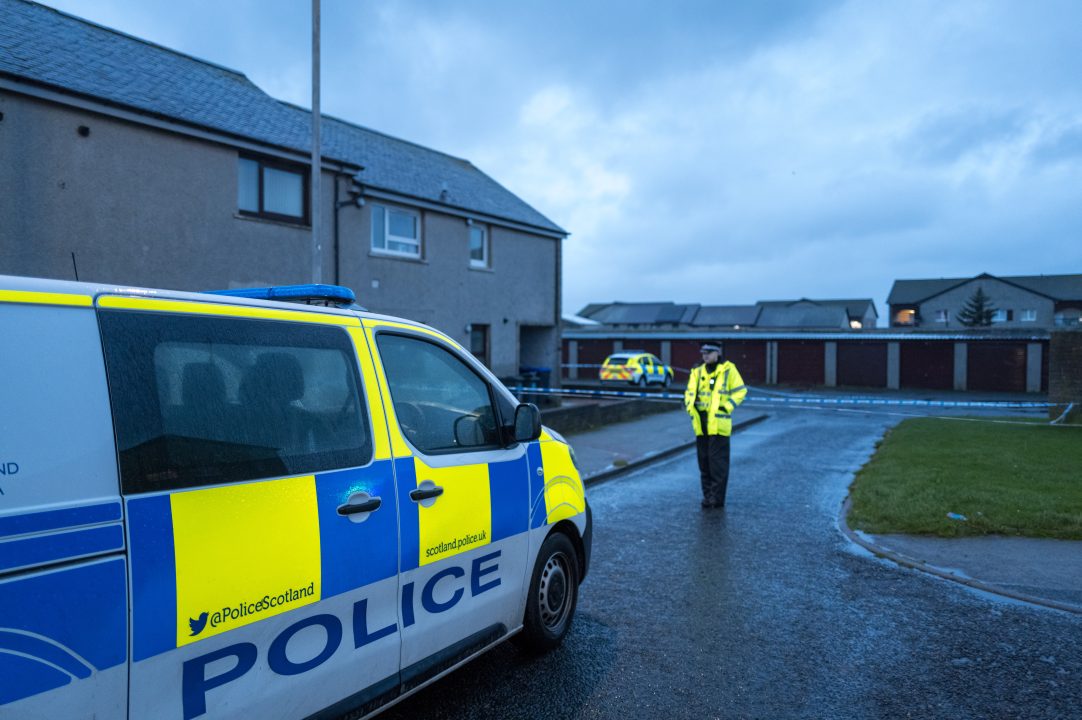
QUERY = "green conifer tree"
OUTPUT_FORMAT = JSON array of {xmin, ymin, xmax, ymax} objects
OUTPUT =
[{"xmin": 956, "ymin": 287, "xmax": 997, "ymax": 327}]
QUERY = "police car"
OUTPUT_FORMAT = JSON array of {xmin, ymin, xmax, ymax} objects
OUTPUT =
[
  {"xmin": 599, "ymin": 352, "xmax": 674, "ymax": 388},
  {"xmin": 0, "ymin": 275, "xmax": 591, "ymax": 719}
]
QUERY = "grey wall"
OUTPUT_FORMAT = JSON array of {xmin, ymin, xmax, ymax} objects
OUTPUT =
[
  {"xmin": 918, "ymin": 278, "xmax": 1055, "ymax": 329},
  {"xmin": 0, "ymin": 92, "xmax": 326, "ymax": 289},
  {"xmin": 339, "ymin": 205, "xmax": 559, "ymax": 378},
  {"xmin": 0, "ymin": 91, "xmax": 561, "ymax": 380}
]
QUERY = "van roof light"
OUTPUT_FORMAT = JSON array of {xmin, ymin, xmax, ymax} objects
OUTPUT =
[{"xmin": 206, "ymin": 284, "xmax": 357, "ymax": 307}]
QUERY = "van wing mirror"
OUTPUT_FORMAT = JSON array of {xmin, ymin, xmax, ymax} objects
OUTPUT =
[
  {"xmin": 512, "ymin": 403, "xmax": 542, "ymax": 443},
  {"xmin": 453, "ymin": 414, "xmax": 485, "ymax": 448}
]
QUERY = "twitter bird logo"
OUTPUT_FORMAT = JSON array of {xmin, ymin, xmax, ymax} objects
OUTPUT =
[{"xmin": 189, "ymin": 612, "xmax": 209, "ymax": 637}]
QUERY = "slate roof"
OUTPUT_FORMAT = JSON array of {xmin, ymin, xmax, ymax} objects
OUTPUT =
[
  {"xmin": 756, "ymin": 298, "xmax": 877, "ymax": 321},
  {"xmin": 0, "ymin": 0, "xmax": 564, "ymax": 234},
  {"xmin": 888, "ymin": 273, "xmax": 1082, "ymax": 304},
  {"xmin": 755, "ymin": 304, "xmax": 850, "ymax": 329},
  {"xmin": 578, "ymin": 299, "xmax": 873, "ymax": 329},
  {"xmin": 690, "ymin": 305, "xmax": 761, "ymax": 327},
  {"xmin": 579, "ymin": 302, "xmax": 700, "ymax": 325}
]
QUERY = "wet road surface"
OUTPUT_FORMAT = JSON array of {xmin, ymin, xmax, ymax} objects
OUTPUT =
[{"xmin": 374, "ymin": 409, "xmax": 1081, "ymax": 719}]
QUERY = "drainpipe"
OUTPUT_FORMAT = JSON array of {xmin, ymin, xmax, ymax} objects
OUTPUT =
[{"xmin": 333, "ymin": 173, "xmax": 365, "ymax": 286}]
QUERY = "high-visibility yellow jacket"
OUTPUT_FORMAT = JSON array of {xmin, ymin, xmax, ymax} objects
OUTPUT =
[{"xmin": 684, "ymin": 361, "xmax": 747, "ymax": 436}]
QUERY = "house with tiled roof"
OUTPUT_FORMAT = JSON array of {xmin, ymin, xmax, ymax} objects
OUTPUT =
[
  {"xmin": 0, "ymin": 0, "xmax": 565, "ymax": 377},
  {"xmin": 888, "ymin": 273, "xmax": 1082, "ymax": 329}
]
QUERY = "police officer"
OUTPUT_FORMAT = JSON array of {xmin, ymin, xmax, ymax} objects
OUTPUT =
[{"xmin": 684, "ymin": 343, "xmax": 747, "ymax": 508}]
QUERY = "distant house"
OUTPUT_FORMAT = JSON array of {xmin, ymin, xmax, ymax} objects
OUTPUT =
[
  {"xmin": 576, "ymin": 298, "xmax": 877, "ymax": 330},
  {"xmin": 754, "ymin": 299, "xmax": 878, "ymax": 330},
  {"xmin": 888, "ymin": 273, "xmax": 1082, "ymax": 329},
  {"xmin": 0, "ymin": 0, "xmax": 566, "ymax": 378}
]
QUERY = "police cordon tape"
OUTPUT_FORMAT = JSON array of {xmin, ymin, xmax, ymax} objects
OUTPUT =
[{"xmin": 506, "ymin": 385, "xmax": 1057, "ymax": 410}]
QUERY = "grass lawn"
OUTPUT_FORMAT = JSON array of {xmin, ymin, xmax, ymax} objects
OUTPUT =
[{"xmin": 847, "ymin": 417, "xmax": 1082, "ymax": 539}]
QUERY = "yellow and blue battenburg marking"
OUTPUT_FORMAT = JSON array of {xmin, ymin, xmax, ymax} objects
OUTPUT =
[
  {"xmin": 394, "ymin": 455, "xmax": 532, "ymax": 571},
  {"xmin": 0, "ymin": 501, "xmax": 128, "ymax": 705},
  {"xmin": 0, "ymin": 557, "xmax": 128, "ymax": 705},
  {"xmin": 127, "ymin": 464, "xmax": 398, "ymax": 661},
  {"xmin": 527, "ymin": 432, "xmax": 586, "ymax": 528}
]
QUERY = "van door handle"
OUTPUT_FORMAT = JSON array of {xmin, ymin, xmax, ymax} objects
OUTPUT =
[
  {"xmin": 337, "ymin": 496, "xmax": 382, "ymax": 516},
  {"xmin": 410, "ymin": 484, "xmax": 444, "ymax": 502}
]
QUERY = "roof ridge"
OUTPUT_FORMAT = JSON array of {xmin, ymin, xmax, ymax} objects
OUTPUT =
[{"xmin": 19, "ymin": 0, "xmax": 250, "ymax": 80}]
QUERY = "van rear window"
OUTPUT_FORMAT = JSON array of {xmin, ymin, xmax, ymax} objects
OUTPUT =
[{"xmin": 99, "ymin": 311, "xmax": 372, "ymax": 494}]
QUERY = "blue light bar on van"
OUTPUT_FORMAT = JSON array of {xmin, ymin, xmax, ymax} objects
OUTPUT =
[{"xmin": 206, "ymin": 284, "xmax": 356, "ymax": 306}]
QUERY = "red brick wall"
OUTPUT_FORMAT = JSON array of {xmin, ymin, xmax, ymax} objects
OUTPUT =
[{"xmin": 1049, "ymin": 331, "xmax": 1082, "ymax": 422}]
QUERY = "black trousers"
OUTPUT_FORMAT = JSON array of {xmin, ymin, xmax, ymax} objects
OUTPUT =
[{"xmin": 696, "ymin": 432, "xmax": 731, "ymax": 506}]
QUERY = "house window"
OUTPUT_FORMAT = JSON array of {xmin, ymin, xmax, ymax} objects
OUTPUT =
[
  {"xmin": 1021, "ymin": 309, "xmax": 1037, "ymax": 322},
  {"xmin": 371, "ymin": 205, "xmax": 421, "ymax": 257},
  {"xmin": 935, "ymin": 309, "xmax": 949, "ymax": 323},
  {"xmin": 469, "ymin": 225, "xmax": 489, "ymax": 268},
  {"xmin": 469, "ymin": 324, "xmax": 489, "ymax": 365},
  {"xmin": 894, "ymin": 309, "xmax": 917, "ymax": 325},
  {"xmin": 1054, "ymin": 311, "xmax": 1081, "ymax": 326},
  {"xmin": 991, "ymin": 309, "xmax": 1013, "ymax": 323},
  {"xmin": 237, "ymin": 156, "xmax": 307, "ymax": 223}
]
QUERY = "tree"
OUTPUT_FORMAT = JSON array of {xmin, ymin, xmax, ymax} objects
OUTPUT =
[{"xmin": 957, "ymin": 287, "xmax": 997, "ymax": 327}]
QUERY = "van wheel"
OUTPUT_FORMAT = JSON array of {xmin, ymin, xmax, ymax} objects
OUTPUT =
[
  {"xmin": 662, "ymin": 374, "xmax": 671, "ymax": 389},
  {"xmin": 515, "ymin": 533, "xmax": 579, "ymax": 653}
]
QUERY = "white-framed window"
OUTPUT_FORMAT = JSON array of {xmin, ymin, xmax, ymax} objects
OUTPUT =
[
  {"xmin": 935, "ymin": 309, "xmax": 949, "ymax": 323},
  {"xmin": 991, "ymin": 309, "xmax": 1013, "ymax": 323},
  {"xmin": 371, "ymin": 205, "xmax": 421, "ymax": 257},
  {"xmin": 1021, "ymin": 309, "xmax": 1037, "ymax": 322},
  {"xmin": 469, "ymin": 225, "xmax": 489, "ymax": 268}
]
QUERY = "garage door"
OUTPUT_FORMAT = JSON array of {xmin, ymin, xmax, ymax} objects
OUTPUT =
[
  {"xmin": 777, "ymin": 341, "xmax": 824, "ymax": 386},
  {"xmin": 967, "ymin": 342, "xmax": 1027, "ymax": 393},
  {"xmin": 900, "ymin": 342, "xmax": 953, "ymax": 390},
  {"xmin": 837, "ymin": 342, "xmax": 887, "ymax": 388},
  {"xmin": 724, "ymin": 341, "xmax": 767, "ymax": 385}
]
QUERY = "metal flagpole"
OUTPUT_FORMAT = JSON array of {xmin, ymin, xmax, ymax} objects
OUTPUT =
[{"xmin": 310, "ymin": 0, "xmax": 322, "ymax": 284}]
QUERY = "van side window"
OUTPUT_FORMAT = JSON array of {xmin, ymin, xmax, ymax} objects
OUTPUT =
[
  {"xmin": 99, "ymin": 311, "xmax": 372, "ymax": 494},
  {"xmin": 376, "ymin": 333, "xmax": 500, "ymax": 454}
]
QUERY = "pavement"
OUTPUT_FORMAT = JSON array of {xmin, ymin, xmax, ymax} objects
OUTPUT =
[{"xmin": 561, "ymin": 404, "xmax": 1082, "ymax": 615}]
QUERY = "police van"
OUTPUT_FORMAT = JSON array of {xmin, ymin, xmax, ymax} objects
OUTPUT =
[{"xmin": 0, "ymin": 275, "xmax": 591, "ymax": 719}]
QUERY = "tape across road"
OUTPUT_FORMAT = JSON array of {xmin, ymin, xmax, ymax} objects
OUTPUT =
[{"xmin": 506, "ymin": 385, "xmax": 1056, "ymax": 410}]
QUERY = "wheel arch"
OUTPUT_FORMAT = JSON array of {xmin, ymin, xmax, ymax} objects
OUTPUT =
[{"xmin": 548, "ymin": 512, "xmax": 591, "ymax": 582}]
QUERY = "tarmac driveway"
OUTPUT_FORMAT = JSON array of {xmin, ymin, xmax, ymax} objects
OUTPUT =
[{"xmin": 375, "ymin": 409, "xmax": 1082, "ymax": 720}]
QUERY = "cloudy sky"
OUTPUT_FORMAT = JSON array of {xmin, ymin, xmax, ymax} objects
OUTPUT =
[{"xmin": 45, "ymin": 0, "xmax": 1082, "ymax": 319}]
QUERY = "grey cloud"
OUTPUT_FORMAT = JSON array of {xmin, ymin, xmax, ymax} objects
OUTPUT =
[
  {"xmin": 899, "ymin": 107, "xmax": 1029, "ymax": 165},
  {"xmin": 1030, "ymin": 124, "xmax": 1082, "ymax": 166}
]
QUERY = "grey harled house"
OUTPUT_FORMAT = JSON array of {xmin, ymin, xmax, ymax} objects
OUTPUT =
[
  {"xmin": 888, "ymin": 272, "xmax": 1082, "ymax": 330},
  {"xmin": 0, "ymin": 0, "xmax": 567, "ymax": 378}
]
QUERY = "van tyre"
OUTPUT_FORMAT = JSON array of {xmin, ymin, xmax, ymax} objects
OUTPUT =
[{"xmin": 515, "ymin": 532, "xmax": 579, "ymax": 653}]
